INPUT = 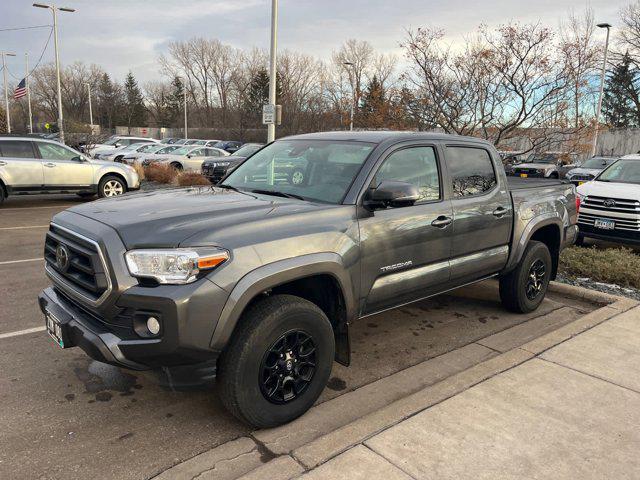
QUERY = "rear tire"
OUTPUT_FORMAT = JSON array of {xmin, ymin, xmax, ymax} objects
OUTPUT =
[
  {"xmin": 218, "ymin": 294, "xmax": 335, "ymax": 428},
  {"xmin": 0, "ymin": 184, "xmax": 5, "ymax": 205},
  {"xmin": 499, "ymin": 241, "xmax": 552, "ymax": 313},
  {"xmin": 98, "ymin": 175, "xmax": 126, "ymax": 198},
  {"xmin": 171, "ymin": 162, "xmax": 183, "ymax": 171}
]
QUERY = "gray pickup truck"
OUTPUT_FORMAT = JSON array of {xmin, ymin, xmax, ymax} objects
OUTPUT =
[{"xmin": 38, "ymin": 131, "xmax": 577, "ymax": 428}]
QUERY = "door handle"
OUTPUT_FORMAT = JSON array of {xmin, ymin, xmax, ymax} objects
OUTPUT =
[
  {"xmin": 493, "ymin": 207, "xmax": 508, "ymax": 218},
  {"xmin": 431, "ymin": 216, "xmax": 453, "ymax": 228},
  {"xmin": 44, "ymin": 162, "xmax": 57, "ymax": 168}
]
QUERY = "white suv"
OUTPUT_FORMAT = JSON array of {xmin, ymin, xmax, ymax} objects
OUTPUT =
[
  {"xmin": 576, "ymin": 155, "xmax": 640, "ymax": 246},
  {"xmin": 86, "ymin": 135, "xmax": 158, "ymax": 158},
  {"xmin": 0, "ymin": 137, "xmax": 140, "ymax": 205}
]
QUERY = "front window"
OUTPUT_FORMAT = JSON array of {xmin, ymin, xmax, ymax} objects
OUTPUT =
[
  {"xmin": 582, "ymin": 157, "xmax": 617, "ymax": 169},
  {"xmin": 232, "ymin": 144, "xmax": 262, "ymax": 157},
  {"xmin": 103, "ymin": 137, "xmax": 120, "ymax": 146},
  {"xmin": 158, "ymin": 146, "xmax": 179, "ymax": 154},
  {"xmin": 37, "ymin": 142, "xmax": 79, "ymax": 161},
  {"xmin": 222, "ymin": 140, "xmax": 375, "ymax": 204},
  {"xmin": 171, "ymin": 146, "xmax": 194, "ymax": 156},
  {"xmin": 597, "ymin": 160, "xmax": 640, "ymax": 184},
  {"xmin": 526, "ymin": 153, "xmax": 558, "ymax": 164}
]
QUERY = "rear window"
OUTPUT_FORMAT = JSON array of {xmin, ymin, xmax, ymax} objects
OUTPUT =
[
  {"xmin": 0, "ymin": 140, "xmax": 36, "ymax": 159},
  {"xmin": 446, "ymin": 147, "xmax": 497, "ymax": 197}
]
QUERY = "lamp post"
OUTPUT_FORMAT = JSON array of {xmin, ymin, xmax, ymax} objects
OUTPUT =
[
  {"xmin": 591, "ymin": 22, "xmax": 612, "ymax": 158},
  {"xmin": 1, "ymin": 52, "xmax": 16, "ymax": 133},
  {"xmin": 343, "ymin": 61, "xmax": 355, "ymax": 131},
  {"xmin": 267, "ymin": 0, "xmax": 278, "ymax": 143},
  {"xmin": 33, "ymin": 3, "xmax": 75, "ymax": 144},
  {"xmin": 178, "ymin": 76, "xmax": 187, "ymax": 139},
  {"xmin": 25, "ymin": 53, "xmax": 33, "ymax": 134},
  {"xmin": 85, "ymin": 82, "xmax": 93, "ymax": 129}
]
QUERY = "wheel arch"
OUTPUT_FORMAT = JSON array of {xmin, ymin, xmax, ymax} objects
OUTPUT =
[
  {"xmin": 210, "ymin": 253, "xmax": 357, "ymax": 366},
  {"xmin": 505, "ymin": 216, "xmax": 562, "ymax": 279},
  {"xmin": 99, "ymin": 171, "xmax": 128, "ymax": 189}
]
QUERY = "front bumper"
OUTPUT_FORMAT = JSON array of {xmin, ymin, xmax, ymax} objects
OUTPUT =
[{"xmin": 578, "ymin": 224, "xmax": 640, "ymax": 245}]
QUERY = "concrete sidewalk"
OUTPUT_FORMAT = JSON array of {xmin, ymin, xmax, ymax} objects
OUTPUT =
[{"xmin": 299, "ymin": 305, "xmax": 640, "ymax": 479}]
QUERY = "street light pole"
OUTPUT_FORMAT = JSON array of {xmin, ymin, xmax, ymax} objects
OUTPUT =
[
  {"xmin": 26, "ymin": 53, "xmax": 33, "ymax": 134},
  {"xmin": 33, "ymin": 3, "xmax": 75, "ymax": 144},
  {"xmin": 343, "ymin": 61, "xmax": 355, "ymax": 131},
  {"xmin": 183, "ymin": 80, "xmax": 188, "ymax": 139},
  {"xmin": 1, "ymin": 52, "xmax": 16, "ymax": 133},
  {"xmin": 85, "ymin": 82, "xmax": 93, "ymax": 128},
  {"xmin": 591, "ymin": 23, "xmax": 612, "ymax": 158},
  {"xmin": 267, "ymin": 0, "xmax": 278, "ymax": 143}
]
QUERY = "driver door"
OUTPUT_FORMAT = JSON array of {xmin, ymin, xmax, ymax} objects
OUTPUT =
[
  {"xmin": 358, "ymin": 144, "xmax": 453, "ymax": 315},
  {"xmin": 37, "ymin": 141, "xmax": 93, "ymax": 188}
]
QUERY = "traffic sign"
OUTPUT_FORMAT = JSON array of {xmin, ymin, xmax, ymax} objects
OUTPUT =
[
  {"xmin": 45, "ymin": 123, "xmax": 51, "ymax": 130},
  {"xmin": 262, "ymin": 104, "xmax": 275, "ymax": 125}
]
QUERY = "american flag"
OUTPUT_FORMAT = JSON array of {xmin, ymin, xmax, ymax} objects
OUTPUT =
[{"xmin": 14, "ymin": 78, "xmax": 27, "ymax": 100}]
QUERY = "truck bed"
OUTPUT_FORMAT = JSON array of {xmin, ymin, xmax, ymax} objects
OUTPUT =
[{"xmin": 506, "ymin": 177, "xmax": 569, "ymax": 190}]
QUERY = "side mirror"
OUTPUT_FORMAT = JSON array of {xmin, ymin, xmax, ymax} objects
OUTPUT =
[
  {"xmin": 71, "ymin": 155, "xmax": 85, "ymax": 162},
  {"xmin": 365, "ymin": 180, "xmax": 420, "ymax": 209},
  {"xmin": 186, "ymin": 154, "xmax": 192, "ymax": 158}
]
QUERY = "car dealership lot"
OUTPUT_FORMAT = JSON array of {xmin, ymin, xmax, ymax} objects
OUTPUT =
[{"xmin": 0, "ymin": 195, "xmax": 598, "ymax": 480}]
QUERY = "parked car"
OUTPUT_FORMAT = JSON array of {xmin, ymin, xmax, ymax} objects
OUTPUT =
[
  {"xmin": 38, "ymin": 131, "xmax": 577, "ymax": 428},
  {"xmin": 576, "ymin": 155, "xmax": 640, "ymax": 246},
  {"xmin": 511, "ymin": 152, "xmax": 579, "ymax": 179},
  {"xmin": 0, "ymin": 136, "xmax": 139, "ymax": 204},
  {"xmin": 159, "ymin": 138, "xmax": 181, "ymax": 144},
  {"xmin": 214, "ymin": 140, "xmax": 242, "ymax": 153},
  {"xmin": 565, "ymin": 156, "xmax": 618, "ymax": 186},
  {"xmin": 201, "ymin": 143, "xmax": 264, "ymax": 183},
  {"xmin": 122, "ymin": 144, "xmax": 181, "ymax": 165},
  {"xmin": 87, "ymin": 136, "xmax": 157, "ymax": 158},
  {"xmin": 144, "ymin": 145, "xmax": 229, "ymax": 171},
  {"xmin": 99, "ymin": 143, "xmax": 159, "ymax": 163}
]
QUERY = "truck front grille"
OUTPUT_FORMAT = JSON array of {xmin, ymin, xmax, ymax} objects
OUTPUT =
[
  {"xmin": 578, "ymin": 195, "xmax": 640, "ymax": 234},
  {"xmin": 44, "ymin": 224, "xmax": 112, "ymax": 306}
]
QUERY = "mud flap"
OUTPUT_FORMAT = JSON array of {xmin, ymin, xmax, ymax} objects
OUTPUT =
[{"xmin": 334, "ymin": 321, "xmax": 350, "ymax": 366}]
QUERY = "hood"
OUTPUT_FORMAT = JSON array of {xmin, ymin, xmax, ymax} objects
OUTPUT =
[
  {"xmin": 577, "ymin": 180, "xmax": 640, "ymax": 199},
  {"xmin": 566, "ymin": 167, "xmax": 602, "ymax": 177},
  {"xmin": 514, "ymin": 163, "xmax": 556, "ymax": 170},
  {"xmin": 66, "ymin": 186, "xmax": 329, "ymax": 248}
]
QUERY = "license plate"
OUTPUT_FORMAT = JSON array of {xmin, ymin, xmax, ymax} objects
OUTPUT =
[
  {"xmin": 520, "ymin": 173, "xmax": 528, "ymax": 178},
  {"xmin": 45, "ymin": 310, "xmax": 66, "ymax": 348},
  {"xmin": 594, "ymin": 218, "xmax": 615, "ymax": 230}
]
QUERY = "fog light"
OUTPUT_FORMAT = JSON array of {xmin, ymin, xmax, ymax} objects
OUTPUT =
[{"xmin": 147, "ymin": 316, "xmax": 161, "ymax": 335}]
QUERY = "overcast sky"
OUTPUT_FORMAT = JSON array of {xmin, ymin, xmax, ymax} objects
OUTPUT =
[{"xmin": 0, "ymin": 0, "xmax": 624, "ymax": 84}]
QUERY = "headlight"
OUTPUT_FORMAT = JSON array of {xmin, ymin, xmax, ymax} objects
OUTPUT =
[
  {"xmin": 214, "ymin": 162, "xmax": 230, "ymax": 167},
  {"xmin": 125, "ymin": 248, "xmax": 229, "ymax": 284}
]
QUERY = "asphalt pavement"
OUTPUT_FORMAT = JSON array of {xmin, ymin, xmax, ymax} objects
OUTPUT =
[{"xmin": 0, "ymin": 194, "xmax": 598, "ymax": 480}]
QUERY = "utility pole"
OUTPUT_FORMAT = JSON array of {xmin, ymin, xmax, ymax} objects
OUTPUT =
[
  {"xmin": 591, "ymin": 23, "xmax": 612, "ymax": 158},
  {"xmin": 1, "ymin": 52, "xmax": 16, "ymax": 133},
  {"xmin": 85, "ymin": 82, "xmax": 93, "ymax": 128},
  {"xmin": 183, "ymin": 80, "xmax": 188, "ymax": 139},
  {"xmin": 267, "ymin": 0, "xmax": 278, "ymax": 143},
  {"xmin": 33, "ymin": 3, "xmax": 76, "ymax": 144},
  {"xmin": 26, "ymin": 53, "xmax": 33, "ymax": 134},
  {"xmin": 343, "ymin": 61, "xmax": 355, "ymax": 131}
]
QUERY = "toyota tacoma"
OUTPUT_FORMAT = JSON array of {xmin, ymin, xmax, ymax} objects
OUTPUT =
[{"xmin": 39, "ymin": 131, "xmax": 577, "ymax": 428}]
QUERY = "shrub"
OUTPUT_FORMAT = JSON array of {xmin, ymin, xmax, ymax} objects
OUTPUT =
[
  {"xmin": 176, "ymin": 172, "xmax": 211, "ymax": 187},
  {"xmin": 559, "ymin": 246, "xmax": 640, "ymax": 289},
  {"xmin": 144, "ymin": 163, "xmax": 176, "ymax": 184},
  {"xmin": 132, "ymin": 162, "xmax": 145, "ymax": 181}
]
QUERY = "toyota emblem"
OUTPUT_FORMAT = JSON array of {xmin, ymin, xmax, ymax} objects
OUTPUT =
[
  {"xmin": 603, "ymin": 198, "xmax": 616, "ymax": 208},
  {"xmin": 55, "ymin": 244, "xmax": 70, "ymax": 272}
]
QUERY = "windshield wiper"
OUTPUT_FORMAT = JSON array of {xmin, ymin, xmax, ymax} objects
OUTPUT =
[
  {"xmin": 249, "ymin": 189, "xmax": 305, "ymax": 200},
  {"xmin": 217, "ymin": 184, "xmax": 242, "ymax": 192},
  {"xmin": 596, "ymin": 179, "xmax": 610, "ymax": 182}
]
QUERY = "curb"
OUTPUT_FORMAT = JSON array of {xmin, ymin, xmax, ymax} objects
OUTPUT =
[{"xmin": 153, "ymin": 285, "xmax": 637, "ymax": 480}]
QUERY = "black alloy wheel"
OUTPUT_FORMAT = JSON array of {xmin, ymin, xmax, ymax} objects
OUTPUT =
[{"xmin": 525, "ymin": 259, "xmax": 546, "ymax": 300}]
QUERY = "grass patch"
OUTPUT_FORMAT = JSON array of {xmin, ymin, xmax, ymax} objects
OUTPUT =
[
  {"xmin": 559, "ymin": 246, "xmax": 640, "ymax": 289},
  {"xmin": 144, "ymin": 164, "xmax": 177, "ymax": 184},
  {"xmin": 176, "ymin": 172, "xmax": 211, "ymax": 187},
  {"xmin": 132, "ymin": 162, "xmax": 145, "ymax": 181}
]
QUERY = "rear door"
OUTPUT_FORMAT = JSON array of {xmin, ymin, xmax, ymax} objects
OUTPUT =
[
  {"xmin": 36, "ymin": 141, "xmax": 93, "ymax": 189},
  {"xmin": 0, "ymin": 140, "xmax": 44, "ymax": 190},
  {"xmin": 444, "ymin": 144, "xmax": 512, "ymax": 281},
  {"xmin": 359, "ymin": 144, "xmax": 453, "ymax": 315}
]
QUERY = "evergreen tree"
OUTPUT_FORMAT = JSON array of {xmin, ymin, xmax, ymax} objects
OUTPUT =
[
  {"xmin": 603, "ymin": 53, "xmax": 638, "ymax": 128},
  {"xmin": 96, "ymin": 73, "xmax": 123, "ymax": 129},
  {"xmin": 166, "ymin": 76, "xmax": 184, "ymax": 127},
  {"xmin": 243, "ymin": 69, "xmax": 282, "ymax": 125},
  {"xmin": 123, "ymin": 72, "xmax": 147, "ymax": 129},
  {"xmin": 358, "ymin": 75, "xmax": 386, "ymax": 128}
]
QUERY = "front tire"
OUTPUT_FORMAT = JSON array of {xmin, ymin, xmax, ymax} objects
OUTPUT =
[
  {"xmin": 218, "ymin": 294, "xmax": 335, "ymax": 428},
  {"xmin": 499, "ymin": 241, "xmax": 552, "ymax": 313},
  {"xmin": 171, "ymin": 162, "xmax": 183, "ymax": 171},
  {"xmin": 98, "ymin": 175, "xmax": 126, "ymax": 198}
]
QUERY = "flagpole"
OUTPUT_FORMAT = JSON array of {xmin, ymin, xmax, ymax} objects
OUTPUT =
[
  {"xmin": 1, "ymin": 52, "xmax": 14, "ymax": 133},
  {"xmin": 25, "ymin": 53, "xmax": 33, "ymax": 134}
]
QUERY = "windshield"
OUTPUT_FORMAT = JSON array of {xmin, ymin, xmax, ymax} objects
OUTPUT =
[
  {"xmin": 525, "ymin": 153, "xmax": 558, "ymax": 164},
  {"xmin": 597, "ymin": 159, "xmax": 640, "ymax": 184},
  {"xmin": 157, "ymin": 145, "xmax": 179, "ymax": 154},
  {"xmin": 582, "ymin": 158, "xmax": 617, "ymax": 169},
  {"xmin": 169, "ymin": 146, "xmax": 194, "ymax": 156},
  {"xmin": 103, "ymin": 138, "xmax": 120, "ymax": 146},
  {"xmin": 222, "ymin": 140, "xmax": 375, "ymax": 204},
  {"xmin": 232, "ymin": 144, "xmax": 262, "ymax": 157}
]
